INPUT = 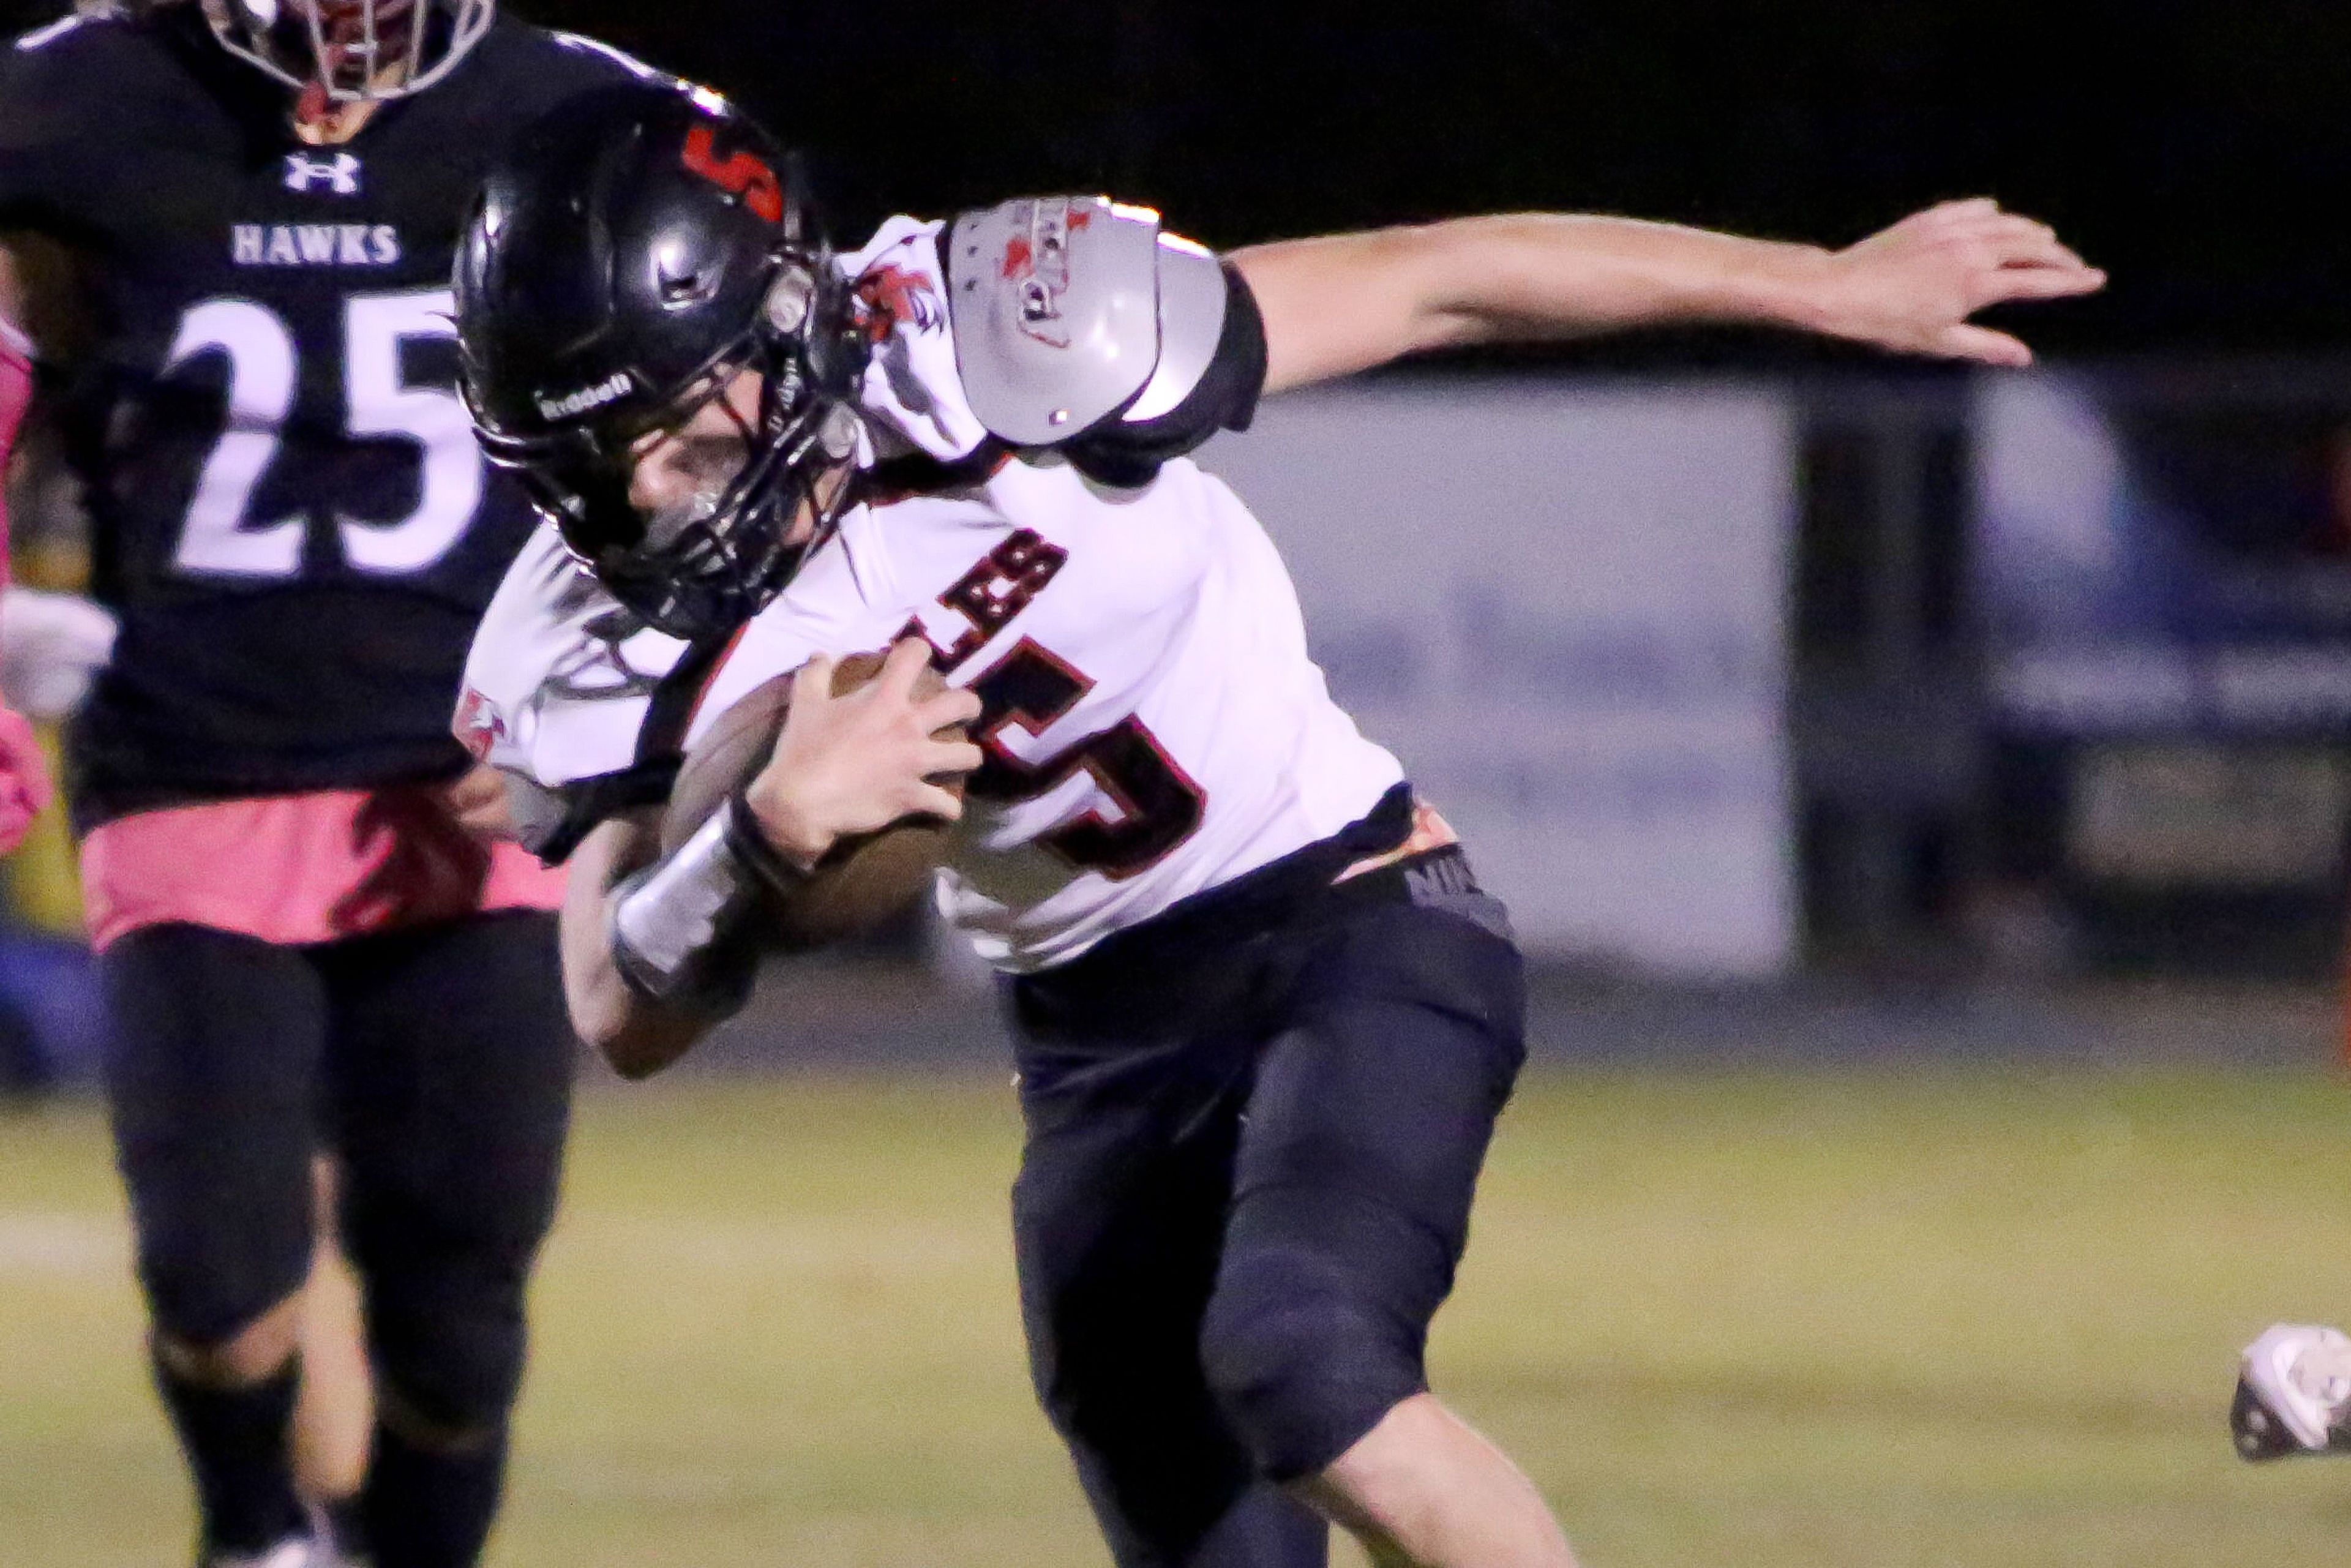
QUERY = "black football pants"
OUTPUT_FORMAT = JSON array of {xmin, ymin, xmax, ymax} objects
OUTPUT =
[
  {"xmin": 1008, "ymin": 817, "xmax": 1527, "ymax": 1568},
  {"xmin": 100, "ymin": 912, "xmax": 574, "ymax": 1441}
]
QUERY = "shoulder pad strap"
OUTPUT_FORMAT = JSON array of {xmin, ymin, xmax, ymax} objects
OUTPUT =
[
  {"xmin": 946, "ymin": 197, "xmax": 1169, "ymax": 446},
  {"xmin": 514, "ymin": 759, "xmax": 681, "ymax": 866},
  {"xmin": 520, "ymin": 623, "xmax": 737, "ymax": 865}
]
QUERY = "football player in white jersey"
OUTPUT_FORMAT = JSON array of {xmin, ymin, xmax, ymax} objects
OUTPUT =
[{"xmin": 452, "ymin": 82, "xmax": 2102, "ymax": 1568}]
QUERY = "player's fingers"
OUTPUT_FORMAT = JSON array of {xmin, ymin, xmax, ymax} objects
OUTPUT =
[
  {"xmin": 1954, "ymin": 218, "xmax": 2067, "ymax": 258},
  {"xmin": 1948, "ymin": 225, "xmax": 2098, "ymax": 283},
  {"xmin": 918, "ymin": 686, "xmax": 983, "ymax": 730},
  {"xmin": 879, "ymin": 636, "xmax": 936, "ymax": 694},
  {"xmin": 925, "ymin": 738, "xmax": 986, "ymax": 777},
  {"xmin": 1974, "ymin": 266, "xmax": 2106, "ymax": 306},
  {"xmin": 907, "ymin": 782, "xmax": 966, "ymax": 822},
  {"xmin": 1939, "ymin": 323, "xmax": 2033, "ymax": 367},
  {"xmin": 1979, "ymin": 225, "xmax": 2092, "ymax": 272}
]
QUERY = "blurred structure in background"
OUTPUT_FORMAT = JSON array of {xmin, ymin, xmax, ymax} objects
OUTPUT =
[
  {"xmin": 1976, "ymin": 371, "xmax": 2351, "ymax": 980},
  {"xmin": 1212, "ymin": 384, "xmax": 1799, "ymax": 978}
]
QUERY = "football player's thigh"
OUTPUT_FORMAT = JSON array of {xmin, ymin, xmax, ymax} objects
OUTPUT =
[
  {"xmin": 1013, "ymin": 1048, "xmax": 1286, "ymax": 1561},
  {"xmin": 316, "ymin": 912, "xmax": 574, "ymax": 1417},
  {"xmin": 99, "ymin": 923, "xmax": 330, "ymax": 1345},
  {"xmin": 320, "ymin": 910, "xmax": 572, "ymax": 1237},
  {"xmin": 1207, "ymin": 901, "xmax": 1527, "ymax": 1478}
]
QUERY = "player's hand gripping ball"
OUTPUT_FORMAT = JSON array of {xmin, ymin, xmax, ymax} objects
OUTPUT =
[{"xmin": 662, "ymin": 640, "xmax": 980, "ymax": 948}]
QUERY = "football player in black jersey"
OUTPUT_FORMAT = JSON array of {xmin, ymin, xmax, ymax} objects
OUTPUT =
[{"xmin": 0, "ymin": 4, "xmax": 658, "ymax": 1564}]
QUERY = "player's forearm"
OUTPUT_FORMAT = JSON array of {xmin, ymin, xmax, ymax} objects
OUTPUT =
[
  {"xmin": 563, "ymin": 915, "xmax": 714, "ymax": 1080},
  {"xmin": 1414, "ymin": 214, "xmax": 1839, "ymax": 342},
  {"xmin": 1237, "ymin": 215, "xmax": 1838, "ymax": 394},
  {"xmin": 560, "ymin": 817, "xmax": 731, "ymax": 1079}
]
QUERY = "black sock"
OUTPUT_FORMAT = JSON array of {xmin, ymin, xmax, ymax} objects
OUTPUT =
[
  {"xmin": 149, "ymin": 1345, "xmax": 307, "ymax": 1557},
  {"xmin": 321, "ymin": 1495, "xmax": 370, "ymax": 1562},
  {"xmin": 361, "ymin": 1420, "xmax": 508, "ymax": 1568}
]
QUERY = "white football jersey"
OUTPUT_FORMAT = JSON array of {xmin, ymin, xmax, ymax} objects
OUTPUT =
[{"xmin": 459, "ymin": 216, "xmax": 1403, "ymax": 971}]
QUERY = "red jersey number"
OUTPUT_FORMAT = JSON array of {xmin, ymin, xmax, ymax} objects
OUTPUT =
[{"xmin": 962, "ymin": 638, "xmax": 1205, "ymax": 880}]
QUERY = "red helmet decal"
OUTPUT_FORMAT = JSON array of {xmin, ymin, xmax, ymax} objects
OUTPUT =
[{"xmin": 681, "ymin": 125, "xmax": 784, "ymax": 224}]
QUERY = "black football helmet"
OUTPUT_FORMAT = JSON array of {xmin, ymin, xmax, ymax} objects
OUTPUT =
[
  {"xmin": 200, "ymin": 0, "xmax": 493, "ymax": 102},
  {"xmin": 456, "ymin": 81, "xmax": 868, "ymax": 639}
]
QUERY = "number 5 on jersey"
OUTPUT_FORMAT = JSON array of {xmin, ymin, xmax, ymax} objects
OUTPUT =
[
  {"xmin": 964, "ymin": 637, "xmax": 1207, "ymax": 880},
  {"xmin": 165, "ymin": 288, "xmax": 482, "ymax": 577},
  {"xmin": 910, "ymin": 528, "xmax": 1207, "ymax": 881}
]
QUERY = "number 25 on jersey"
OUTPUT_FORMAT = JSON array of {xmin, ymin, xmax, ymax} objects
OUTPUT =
[{"xmin": 164, "ymin": 288, "xmax": 481, "ymax": 578}]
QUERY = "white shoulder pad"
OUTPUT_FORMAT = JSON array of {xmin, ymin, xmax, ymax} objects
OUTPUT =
[{"xmin": 946, "ymin": 197, "xmax": 1230, "ymax": 446}]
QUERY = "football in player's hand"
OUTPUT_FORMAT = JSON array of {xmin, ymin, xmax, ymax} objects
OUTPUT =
[{"xmin": 662, "ymin": 650, "xmax": 966, "ymax": 948}]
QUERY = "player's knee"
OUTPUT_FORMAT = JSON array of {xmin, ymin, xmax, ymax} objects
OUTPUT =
[
  {"xmin": 366, "ymin": 1272, "xmax": 529, "ymax": 1438},
  {"xmin": 1198, "ymin": 1246, "xmax": 1425, "ymax": 1482},
  {"xmin": 137, "ymin": 1219, "xmax": 312, "ymax": 1354},
  {"xmin": 152, "ymin": 1291, "xmax": 306, "ymax": 1387}
]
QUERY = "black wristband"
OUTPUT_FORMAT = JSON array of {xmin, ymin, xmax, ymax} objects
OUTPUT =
[{"xmin": 722, "ymin": 790, "xmax": 817, "ymax": 898}]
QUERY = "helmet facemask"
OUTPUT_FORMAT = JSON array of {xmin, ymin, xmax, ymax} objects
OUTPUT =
[
  {"xmin": 201, "ymin": 0, "xmax": 494, "ymax": 103},
  {"xmin": 471, "ymin": 253, "xmax": 869, "ymax": 642}
]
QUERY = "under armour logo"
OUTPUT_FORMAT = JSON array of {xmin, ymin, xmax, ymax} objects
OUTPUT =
[{"xmin": 284, "ymin": 151, "xmax": 362, "ymax": 196}]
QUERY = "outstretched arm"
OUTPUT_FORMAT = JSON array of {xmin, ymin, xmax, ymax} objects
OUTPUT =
[{"xmin": 1231, "ymin": 198, "xmax": 2105, "ymax": 394}]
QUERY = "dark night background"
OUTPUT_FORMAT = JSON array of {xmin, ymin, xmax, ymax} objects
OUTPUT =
[
  {"xmin": 6, "ymin": 1, "xmax": 2346, "ymax": 359},
  {"xmin": 541, "ymin": 2, "xmax": 2338, "ymax": 364}
]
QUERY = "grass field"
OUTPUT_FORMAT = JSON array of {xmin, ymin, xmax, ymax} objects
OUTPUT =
[{"xmin": 6, "ymin": 1066, "xmax": 2351, "ymax": 1566}]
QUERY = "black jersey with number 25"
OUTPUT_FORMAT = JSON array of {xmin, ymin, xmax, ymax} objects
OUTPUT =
[{"xmin": 0, "ymin": 7, "xmax": 649, "ymax": 828}]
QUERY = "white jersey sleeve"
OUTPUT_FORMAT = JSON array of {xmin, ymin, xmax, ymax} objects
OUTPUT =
[{"xmin": 455, "ymin": 521, "xmax": 691, "ymax": 858}]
